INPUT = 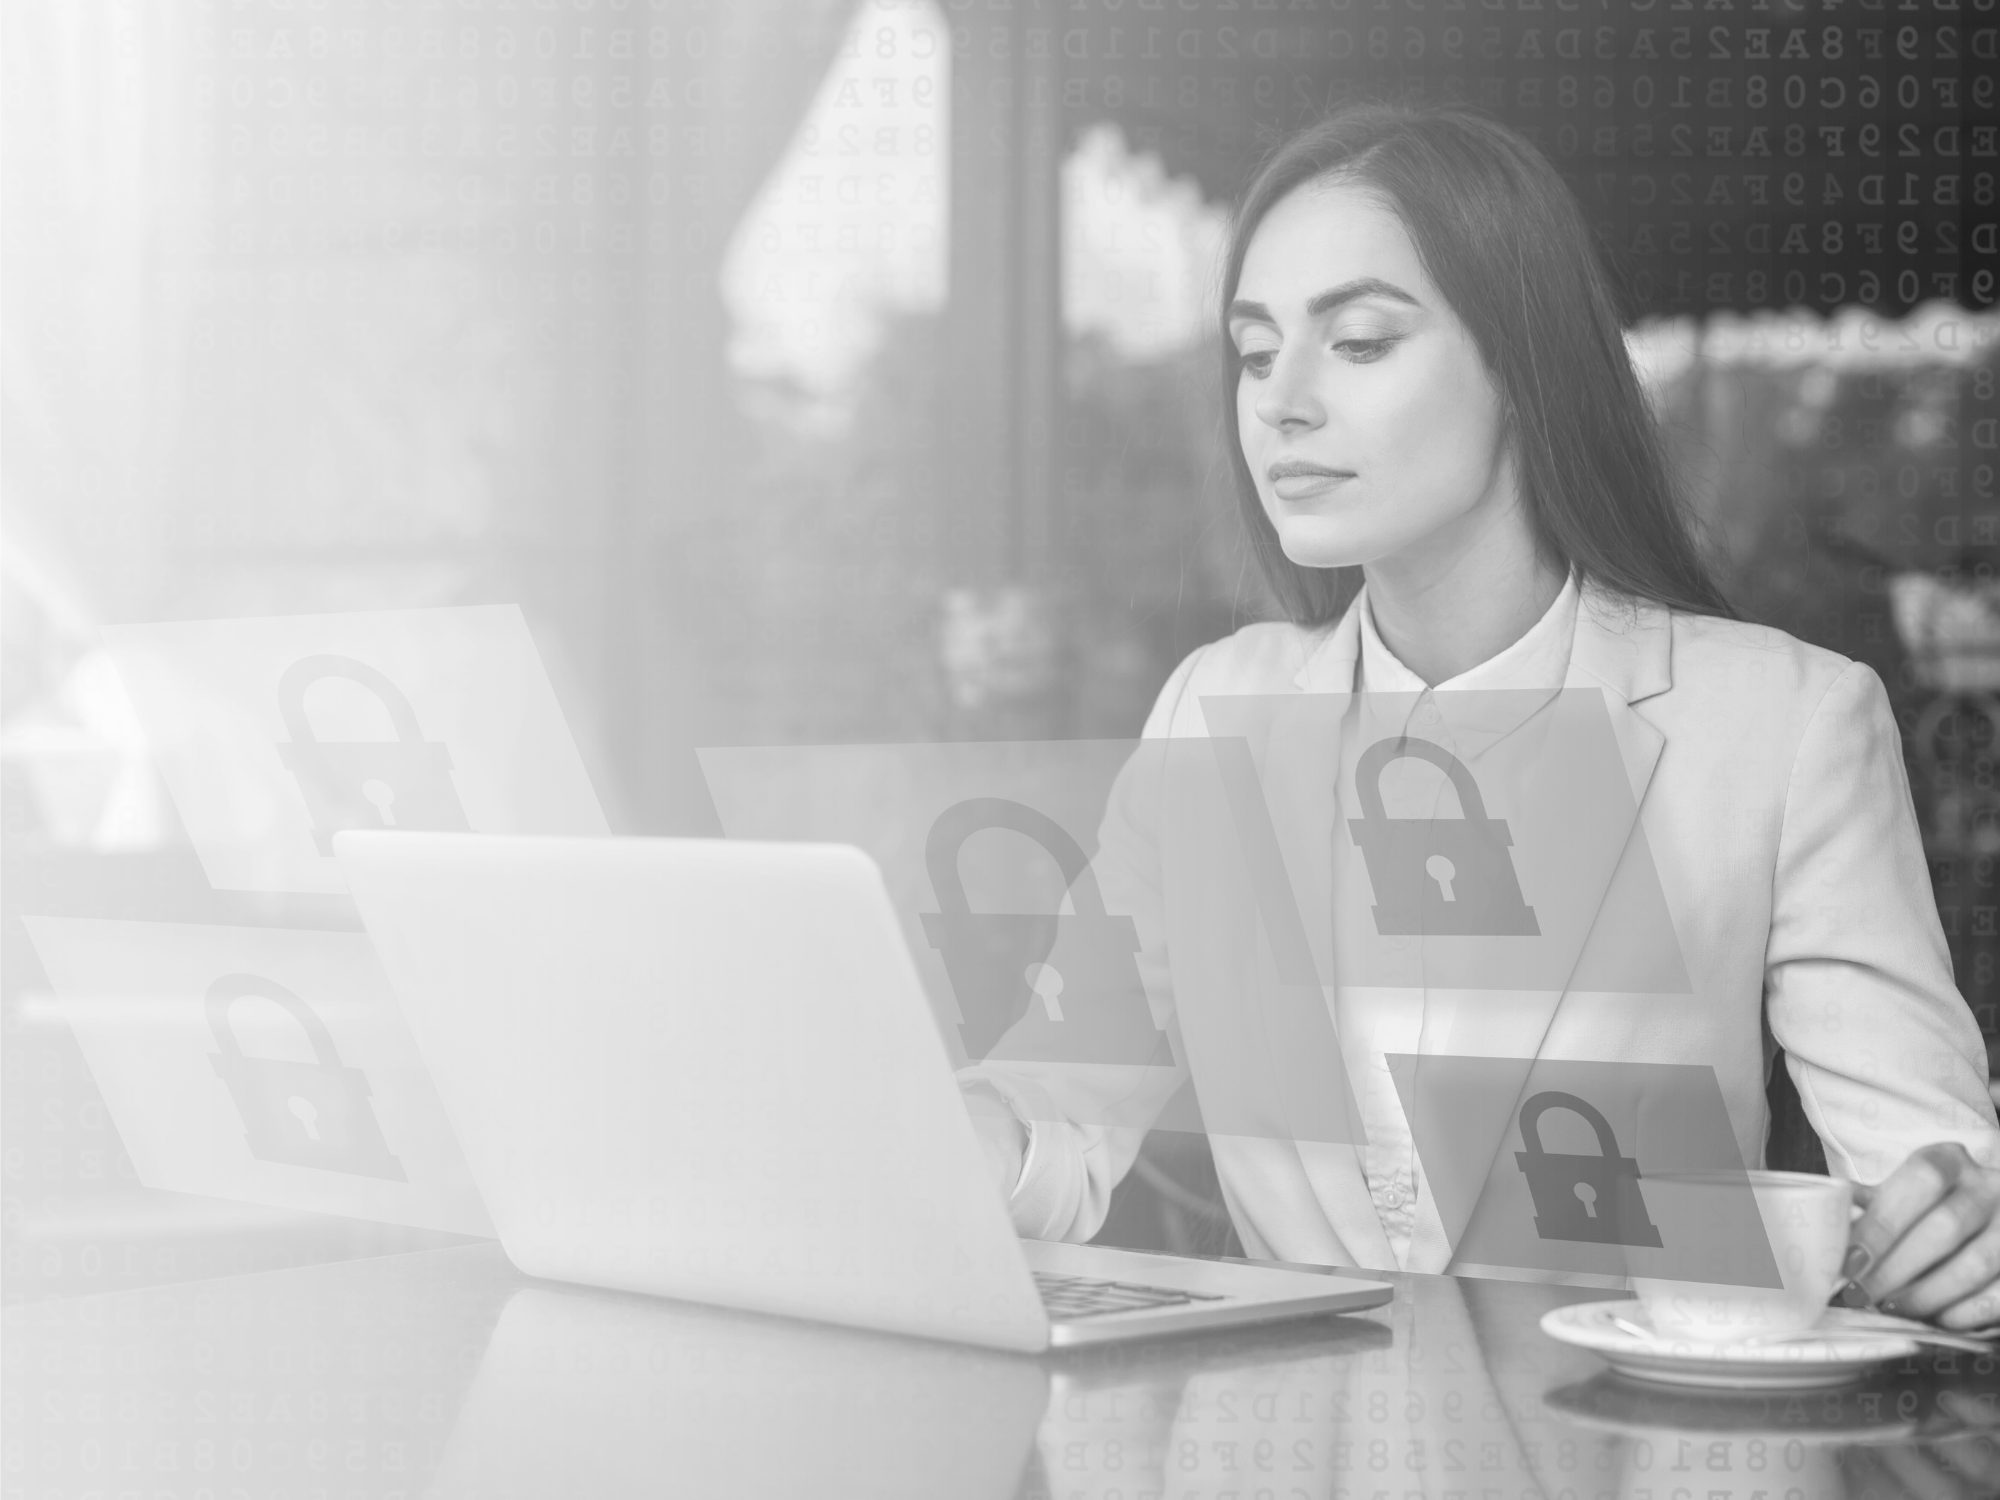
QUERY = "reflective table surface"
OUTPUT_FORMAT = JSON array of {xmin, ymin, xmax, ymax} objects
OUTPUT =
[{"xmin": 8, "ymin": 1241, "xmax": 2000, "ymax": 1499}]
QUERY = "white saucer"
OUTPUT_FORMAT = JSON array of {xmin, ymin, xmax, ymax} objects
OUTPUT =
[{"xmin": 1541, "ymin": 1300, "xmax": 1921, "ymax": 1390}]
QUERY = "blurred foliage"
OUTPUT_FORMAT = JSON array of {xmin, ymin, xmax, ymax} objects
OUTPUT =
[
  {"xmin": 1654, "ymin": 339, "xmax": 2000, "ymax": 759},
  {"xmin": 1060, "ymin": 330, "xmax": 1277, "ymax": 737},
  {"xmin": 723, "ymin": 316, "xmax": 1268, "ymax": 744}
]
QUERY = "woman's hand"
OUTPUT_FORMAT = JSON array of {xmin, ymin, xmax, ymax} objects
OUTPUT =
[
  {"xmin": 962, "ymin": 1083, "xmax": 1028, "ymax": 1199},
  {"xmin": 1848, "ymin": 1142, "xmax": 2000, "ymax": 1330}
]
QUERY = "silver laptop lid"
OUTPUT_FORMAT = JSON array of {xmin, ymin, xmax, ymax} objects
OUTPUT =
[{"xmin": 335, "ymin": 830, "xmax": 1051, "ymax": 1352}]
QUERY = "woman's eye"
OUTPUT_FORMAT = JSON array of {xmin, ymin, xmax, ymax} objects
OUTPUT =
[
  {"xmin": 1237, "ymin": 337, "xmax": 1394, "ymax": 376},
  {"xmin": 1335, "ymin": 337, "xmax": 1395, "ymax": 362}
]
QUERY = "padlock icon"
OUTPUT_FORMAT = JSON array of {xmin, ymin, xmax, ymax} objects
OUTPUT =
[
  {"xmin": 1513, "ymin": 1091, "xmax": 1662, "ymax": 1247},
  {"xmin": 920, "ymin": 797, "xmax": 1173, "ymax": 1066},
  {"xmin": 275, "ymin": 654, "xmax": 470, "ymax": 856},
  {"xmin": 1347, "ymin": 735, "xmax": 1540, "ymax": 936},
  {"xmin": 206, "ymin": 973, "xmax": 408, "ymax": 1181}
]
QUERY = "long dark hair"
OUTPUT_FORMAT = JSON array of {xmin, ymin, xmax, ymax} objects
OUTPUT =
[{"xmin": 1219, "ymin": 102, "xmax": 1733, "ymax": 627}]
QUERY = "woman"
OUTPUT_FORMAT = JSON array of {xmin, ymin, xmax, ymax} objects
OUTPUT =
[{"xmin": 962, "ymin": 101, "xmax": 2000, "ymax": 1327}]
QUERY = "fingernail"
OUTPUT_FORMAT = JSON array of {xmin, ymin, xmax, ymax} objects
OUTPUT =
[{"xmin": 1842, "ymin": 1244, "xmax": 1872, "ymax": 1281}]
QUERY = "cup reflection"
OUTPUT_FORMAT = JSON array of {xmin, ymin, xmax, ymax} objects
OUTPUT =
[{"xmin": 1542, "ymin": 1371, "xmax": 2000, "ymax": 1500}]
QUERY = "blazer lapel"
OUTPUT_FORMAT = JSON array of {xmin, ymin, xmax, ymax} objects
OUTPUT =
[
  {"xmin": 1158, "ymin": 607, "xmax": 1363, "ymax": 1157},
  {"xmin": 1168, "ymin": 606, "xmax": 1395, "ymax": 1268},
  {"xmin": 1267, "ymin": 606, "xmax": 1403, "ymax": 1266},
  {"xmin": 1569, "ymin": 585, "xmax": 1673, "ymax": 806},
  {"xmin": 1425, "ymin": 588, "xmax": 1673, "ymax": 1047},
  {"xmin": 1421, "ymin": 588, "xmax": 1676, "ymax": 1258}
]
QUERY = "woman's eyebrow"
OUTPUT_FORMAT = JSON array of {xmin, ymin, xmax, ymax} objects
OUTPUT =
[{"xmin": 1227, "ymin": 277, "xmax": 1420, "ymax": 326}]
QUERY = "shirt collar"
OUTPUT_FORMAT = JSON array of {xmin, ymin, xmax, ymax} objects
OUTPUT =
[
  {"xmin": 1350, "ymin": 573, "xmax": 1583, "ymax": 762},
  {"xmin": 1356, "ymin": 571, "xmax": 1582, "ymax": 695}
]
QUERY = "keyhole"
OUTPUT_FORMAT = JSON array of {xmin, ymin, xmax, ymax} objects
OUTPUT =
[
  {"xmin": 1025, "ymin": 962, "xmax": 1065, "ymax": 1022},
  {"xmin": 287, "ymin": 1096, "xmax": 323, "ymax": 1142},
  {"xmin": 1426, "ymin": 854, "xmax": 1458, "ymax": 902},
  {"xmin": 1574, "ymin": 1181, "xmax": 1599, "ymax": 1218},
  {"xmin": 361, "ymin": 779, "xmax": 398, "ymax": 827}
]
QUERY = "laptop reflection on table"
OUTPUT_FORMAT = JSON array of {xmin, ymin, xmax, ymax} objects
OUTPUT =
[
  {"xmin": 334, "ymin": 831, "xmax": 1392, "ymax": 1352},
  {"xmin": 429, "ymin": 1284, "xmax": 1050, "ymax": 1500}
]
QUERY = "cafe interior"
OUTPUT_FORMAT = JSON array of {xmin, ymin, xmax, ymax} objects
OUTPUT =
[{"xmin": 6, "ymin": 0, "xmax": 2000, "ymax": 1493}]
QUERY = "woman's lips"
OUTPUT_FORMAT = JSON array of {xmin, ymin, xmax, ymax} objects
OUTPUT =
[{"xmin": 1270, "ymin": 471, "xmax": 1354, "ymax": 501}]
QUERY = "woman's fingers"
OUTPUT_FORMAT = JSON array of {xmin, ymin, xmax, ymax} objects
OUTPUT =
[
  {"xmin": 1924, "ymin": 1432, "xmax": 2000, "ymax": 1494},
  {"xmin": 1932, "ymin": 1268, "xmax": 2000, "ymax": 1331},
  {"xmin": 1851, "ymin": 1144, "xmax": 1981, "ymax": 1303},
  {"xmin": 1938, "ymin": 1388, "xmax": 2000, "ymax": 1435},
  {"xmin": 1868, "ymin": 1441, "xmax": 1979, "ymax": 1500},
  {"xmin": 1880, "ymin": 1217, "xmax": 2000, "ymax": 1323}
]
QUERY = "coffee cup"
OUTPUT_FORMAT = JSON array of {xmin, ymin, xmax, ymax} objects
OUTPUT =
[{"xmin": 1632, "ymin": 1170, "xmax": 1855, "ymax": 1345}]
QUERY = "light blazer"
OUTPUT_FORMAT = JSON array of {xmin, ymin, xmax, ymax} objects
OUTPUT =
[{"xmin": 977, "ymin": 584, "xmax": 2000, "ymax": 1274}]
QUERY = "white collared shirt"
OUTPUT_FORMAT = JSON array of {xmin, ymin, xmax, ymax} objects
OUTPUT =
[{"xmin": 1342, "ymin": 573, "xmax": 1582, "ymax": 1268}]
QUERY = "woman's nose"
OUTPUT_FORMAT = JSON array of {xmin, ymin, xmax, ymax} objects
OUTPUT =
[{"xmin": 1254, "ymin": 353, "xmax": 1324, "ymax": 433}]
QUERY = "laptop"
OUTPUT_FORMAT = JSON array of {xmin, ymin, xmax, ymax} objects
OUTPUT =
[{"xmin": 333, "ymin": 831, "xmax": 1392, "ymax": 1351}]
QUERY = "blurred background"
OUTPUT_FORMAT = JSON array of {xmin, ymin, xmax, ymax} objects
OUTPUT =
[{"xmin": 5, "ymin": 0, "xmax": 1999, "ymax": 1290}]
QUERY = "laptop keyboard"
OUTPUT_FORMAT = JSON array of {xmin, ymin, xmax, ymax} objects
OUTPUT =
[{"xmin": 1033, "ymin": 1270, "xmax": 1228, "ymax": 1322}]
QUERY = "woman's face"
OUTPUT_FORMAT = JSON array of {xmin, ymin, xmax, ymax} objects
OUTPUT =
[{"xmin": 1230, "ymin": 179, "xmax": 1519, "ymax": 574}]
